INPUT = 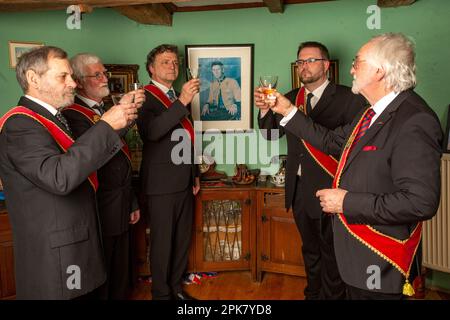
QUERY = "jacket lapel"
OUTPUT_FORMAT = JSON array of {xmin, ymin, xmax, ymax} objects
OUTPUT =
[
  {"xmin": 18, "ymin": 96, "xmax": 71, "ymax": 136},
  {"xmin": 342, "ymin": 90, "xmax": 410, "ymax": 172},
  {"xmin": 309, "ymin": 82, "xmax": 335, "ymax": 119}
]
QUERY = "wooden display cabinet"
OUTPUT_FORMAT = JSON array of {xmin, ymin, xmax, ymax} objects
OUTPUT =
[
  {"xmin": 192, "ymin": 187, "xmax": 257, "ymax": 279},
  {"xmin": 190, "ymin": 183, "xmax": 304, "ymax": 282},
  {"xmin": 256, "ymin": 188, "xmax": 305, "ymax": 281}
]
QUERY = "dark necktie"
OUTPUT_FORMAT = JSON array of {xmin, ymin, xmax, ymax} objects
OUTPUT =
[
  {"xmin": 167, "ymin": 89, "xmax": 176, "ymax": 102},
  {"xmin": 93, "ymin": 103, "xmax": 105, "ymax": 115},
  {"xmin": 353, "ymin": 108, "xmax": 376, "ymax": 144},
  {"xmin": 306, "ymin": 92, "xmax": 314, "ymax": 115},
  {"xmin": 55, "ymin": 110, "xmax": 72, "ymax": 135}
]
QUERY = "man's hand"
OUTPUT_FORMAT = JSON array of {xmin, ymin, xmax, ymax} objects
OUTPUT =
[
  {"xmin": 101, "ymin": 102, "xmax": 139, "ymax": 130},
  {"xmin": 201, "ymin": 104, "xmax": 210, "ymax": 115},
  {"xmin": 129, "ymin": 209, "xmax": 140, "ymax": 224},
  {"xmin": 269, "ymin": 92, "xmax": 295, "ymax": 117},
  {"xmin": 132, "ymin": 89, "xmax": 146, "ymax": 108},
  {"xmin": 254, "ymin": 87, "xmax": 271, "ymax": 117},
  {"xmin": 193, "ymin": 177, "xmax": 201, "ymax": 195},
  {"xmin": 179, "ymin": 78, "xmax": 200, "ymax": 106},
  {"xmin": 227, "ymin": 104, "xmax": 238, "ymax": 115},
  {"xmin": 316, "ymin": 188, "xmax": 348, "ymax": 214}
]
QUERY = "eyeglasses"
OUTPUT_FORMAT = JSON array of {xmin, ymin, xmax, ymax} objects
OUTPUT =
[
  {"xmin": 352, "ymin": 58, "xmax": 366, "ymax": 70},
  {"xmin": 295, "ymin": 58, "xmax": 327, "ymax": 67},
  {"xmin": 83, "ymin": 71, "xmax": 111, "ymax": 80}
]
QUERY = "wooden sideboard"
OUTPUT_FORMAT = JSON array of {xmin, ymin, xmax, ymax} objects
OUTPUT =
[
  {"xmin": 189, "ymin": 181, "xmax": 304, "ymax": 281},
  {"xmin": 0, "ymin": 202, "xmax": 16, "ymax": 299}
]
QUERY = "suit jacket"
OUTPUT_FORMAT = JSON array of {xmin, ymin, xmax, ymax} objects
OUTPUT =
[
  {"xmin": 259, "ymin": 83, "xmax": 366, "ymax": 217},
  {"xmin": 207, "ymin": 77, "xmax": 241, "ymax": 108},
  {"xmin": 137, "ymin": 85, "xmax": 198, "ymax": 195},
  {"xmin": 63, "ymin": 97, "xmax": 138, "ymax": 236},
  {"xmin": 0, "ymin": 96, "xmax": 123, "ymax": 299},
  {"xmin": 284, "ymin": 89, "xmax": 443, "ymax": 293}
]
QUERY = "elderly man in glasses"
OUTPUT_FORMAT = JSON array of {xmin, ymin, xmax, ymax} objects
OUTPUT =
[
  {"xmin": 255, "ymin": 41, "xmax": 366, "ymax": 300},
  {"xmin": 265, "ymin": 33, "xmax": 442, "ymax": 300},
  {"xmin": 63, "ymin": 53, "xmax": 145, "ymax": 299}
]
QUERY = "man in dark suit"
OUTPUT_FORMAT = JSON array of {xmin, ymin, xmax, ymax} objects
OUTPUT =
[
  {"xmin": 266, "ymin": 33, "xmax": 442, "ymax": 299},
  {"xmin": 0, "ymin": 46, "xmax": 139, "ymax": 299},
  {"xmin": 256, "ymin": 42, "xmax": 366, "ymax": 299},
  {"xmin": 136, "ymin": 44, "xmax": 200, "ymax": 300},
  {"xmin": 63, "ymin": 53, "xmax": 145, "ymax": 299}
]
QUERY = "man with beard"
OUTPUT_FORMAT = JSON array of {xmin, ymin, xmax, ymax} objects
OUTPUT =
[
  {"xmin": 63, "ymin": 53, "xmax": 145, "ymax": 299},
  {"xmin": 0, "ymin": 46, "xmax": 139, "ymax": 299},
  {"xmin": 267, "ymin": 33, "xmax": 442, "ymax": 299},
  {"xmin": 255, "ymin": 42, "xmax": 366, "ymax": 299}
]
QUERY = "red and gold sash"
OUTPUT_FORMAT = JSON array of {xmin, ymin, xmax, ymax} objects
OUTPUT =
[
  {"xmin": 144, "ymin": 84, "xmax": 195, "ymax": 143},
  {"xmin": 333, "ymin": 108, "xmax": 421, "ymax": 296},
  {"xmin": 64, "ymin": 103, "xmax": 131, "ymax": 162},
  {"xmin": 0, "ymin": 106, "xmax": 99, "ymax": 191},
  {"xmin": 295, "ymin": 87, "xmax": 338, "ymax": 177}
]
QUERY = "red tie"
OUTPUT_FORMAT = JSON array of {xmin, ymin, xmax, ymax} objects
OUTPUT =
[{"xmin": 353, "ymin": 108, "xmax": 376, "ymax": 145}]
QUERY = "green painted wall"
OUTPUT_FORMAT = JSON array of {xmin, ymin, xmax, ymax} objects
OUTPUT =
[{"xmin": 1, "ymin": 0, "xmax": 450, "ymax": 289}]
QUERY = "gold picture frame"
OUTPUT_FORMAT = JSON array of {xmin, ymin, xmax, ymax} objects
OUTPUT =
[
  {"xmin": 104, "ymin": 64, "xmax": 140, "ymax": 95},
  {"xmin": 8, "ymin": 41, "xmax": 44, "ymax": 68},
  {"xmin": 291, "ymin": 59, "xmax": 339, "ymax": 89}
]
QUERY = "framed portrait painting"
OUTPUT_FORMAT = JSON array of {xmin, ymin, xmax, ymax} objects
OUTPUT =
[
  {"xmin": 185, "ymin": 44, "xmax": 254, "ymax": 132},
  {"xmin": 8, "ymin": 41, "xmax": 44, "ymax": 68},
  {"xmin": 291, "ymin": 59, "xmax": 339, "ymax": 89}
]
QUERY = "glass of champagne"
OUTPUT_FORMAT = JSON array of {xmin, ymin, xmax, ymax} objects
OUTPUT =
[
  {"xmin": 128, "ymin": 82, "xmax": 143, "ymax": 103},
  {"xmin": 259, "ymin": 75, "xmax": 278, "ymax": 101},
  {"xmin": 187, "ymin": 67, "xmax": 199, "ymax": 80}
]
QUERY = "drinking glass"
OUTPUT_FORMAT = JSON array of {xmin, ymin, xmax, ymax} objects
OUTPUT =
[
  {"xmin": 187, "ymin": 67, "xmax": 199, "ymax": 80},
  {"xmin": 128, "ymin": 82, "xmax": 143, "ymax": 103},
  {"xmin": 111, "ymin": 93, "xmax": 125, "ymax": 105},
  {"xmin": 259, "ymin": 75, "xmax": 278, "ymax": 101},
  {"xmin": 129, "ymin": 82, "xmax": 143, "ymax": 91}
]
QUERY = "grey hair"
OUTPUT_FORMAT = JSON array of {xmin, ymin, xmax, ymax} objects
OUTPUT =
[
  {"xmin": 70, "ymin": 53, "xmax": 103, "ymax": 81},
  {"xmin": 366, "ymin": 33, "xmax": 416, "ymax": 92},
  {"xmin": 16, "ymin": 46, "xmax": 67, "ymax": 93}
]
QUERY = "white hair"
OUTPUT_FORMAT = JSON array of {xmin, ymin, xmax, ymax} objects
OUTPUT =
[
  {"xmin": 70, "ymin": 53, "xmax": 103, "ymax": 81},
  {"xmin": 366, "ymin": 33, "xmax": 416, "ymax": 92}
]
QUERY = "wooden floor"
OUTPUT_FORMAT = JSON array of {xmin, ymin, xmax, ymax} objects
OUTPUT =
[
  {"xmin": 130, "ymin": 271, "xmax": 306, "ymax": 300},
  {"xmin": 129, "ymin": 271, "xmax": 450, "ymax": 300}
]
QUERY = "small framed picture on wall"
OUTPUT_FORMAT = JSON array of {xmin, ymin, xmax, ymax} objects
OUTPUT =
[{"xmin": 8, "ymin": 41, "xmax": 44, "ymax": 68}]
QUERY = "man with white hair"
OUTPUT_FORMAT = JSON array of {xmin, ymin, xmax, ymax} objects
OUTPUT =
[
  {"xmin": 260, "ymin": 33, "xmax": 442, "ymax": 299},
  {"xmin": 63, "ymin": 53, "xmax": 145, "ymax": 299},
  {"xmin": 0, "ymin": 46, "xmax": 139, "ymax": 299}
]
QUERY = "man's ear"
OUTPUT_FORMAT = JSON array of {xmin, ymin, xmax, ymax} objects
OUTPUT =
[
  {"xmin": 323, "ymin": 60, "xmax": 331, "ymax": 72},
  {"xmin": 75, "ymin": 78, "xmax": 84, "ymax": 89},
  {"xmin": 25, "ymin": 69, "xmax": 40, "ymax": 90},
  {"xmin": 375, "ymin": 67, "xmax": 386, "ymax": 82}
]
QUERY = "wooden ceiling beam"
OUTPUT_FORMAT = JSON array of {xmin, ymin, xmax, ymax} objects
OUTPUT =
[
  {"xmin": 377, "ymin": 0, "xmax": 416, "ymax": 7},
  {"xmin": 113, "ymin": 3, "xmax": 172, "ymax": 26},
  {"xmin": 0, "ymin": 0, "xmax": 183, "ymax": 5},
  {"xmin": 263, "ymin": 0, "xmax": 284, "ymax": 13}
]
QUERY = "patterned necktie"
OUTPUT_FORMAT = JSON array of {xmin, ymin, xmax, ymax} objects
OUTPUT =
[
  {"xmin": 353, "ymin": 108, "xmax": 376, "ymax": 144},
  {"xmin": 55, "ymin": 110, "xmax": 72, "ymax": 135},
  {"xmin": 167, "ymin": 89, "xmax": 176, "ymax": 102},
  {"xmin": 93, "ymin": 103, "xmax": 105, "ymax": 115},
  {"xmin": 306, "ymin": 92, "xmax": 314, "ymax": 115}
]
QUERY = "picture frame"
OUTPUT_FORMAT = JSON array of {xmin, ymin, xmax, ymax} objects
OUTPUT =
[
  {"xmin": 8, "ymin": 41, "xmax": 44, "ymax": 68},
  {"xmin": 443, "ymin": 105, "xmax": 450, "ymax": 153},
  {"xmin": 104, "ymin": 64, "xmax": 140, "ymax": 96},
  {"xmin": 185, "ymin": 44, "xmax": 254, "ymax": 132},
  {"xmin": 291, "ymin": 59, "xmax": 339, "ymax": 89}
]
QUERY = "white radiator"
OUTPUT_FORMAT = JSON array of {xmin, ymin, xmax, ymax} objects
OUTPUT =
[{"xmin": 423, "ymin": 153, "xmax": 450, "ymax": 273}]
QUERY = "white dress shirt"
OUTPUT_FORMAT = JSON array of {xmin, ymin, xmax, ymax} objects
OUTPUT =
[
  {"xmin": 76, "ymin": 94, "xmax": 104, "ymax": 115},
  {"xmin": 151, "ymin": 79, "xmax": 177, "ymax": 99},
  {"xmin": 25, "ymin": 95, "xmax": 58, "ymax": 116}
]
